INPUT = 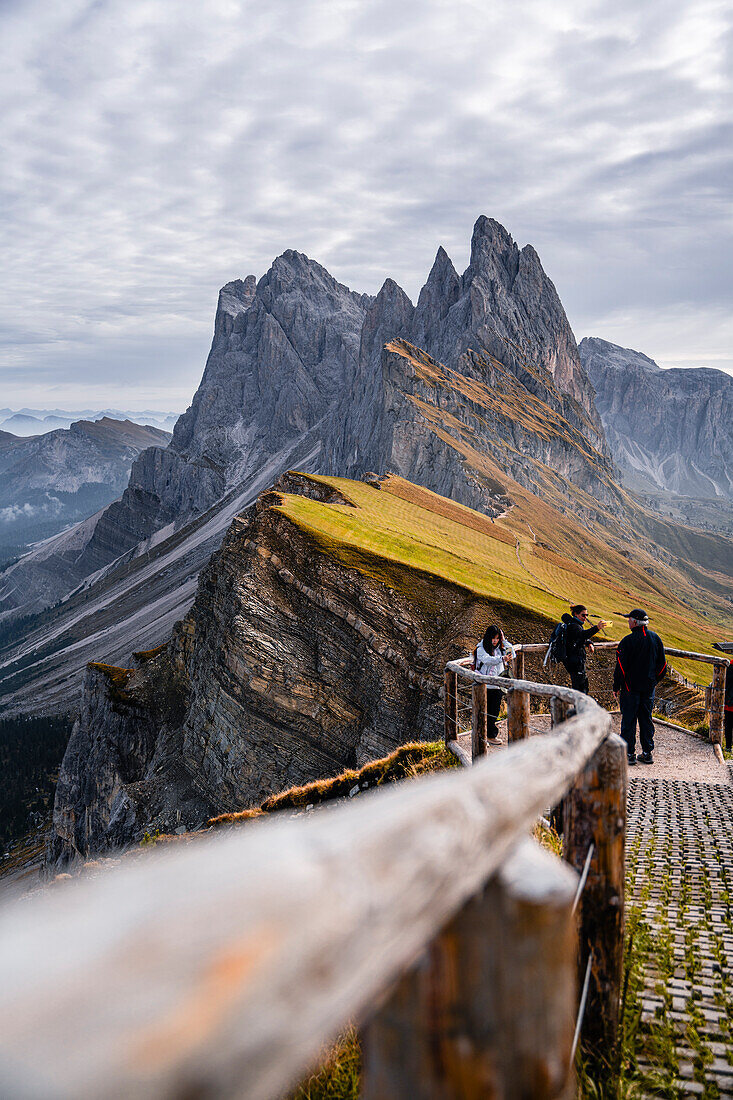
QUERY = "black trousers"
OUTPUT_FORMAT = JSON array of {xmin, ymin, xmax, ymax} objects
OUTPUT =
[
  {"xmin": 565, "ymin": 663, "xmax": 589, "ymax": 695},
  {"xmin": 487, "ymin": 688, "xmax": 503, "ymax": 739},
  {"xmin": 725, "ymin": 711, "xmax": 733, "ymax": 753},
  {"xmin": 620, "ymin": 689, "xmax": 655, "ymax": 756}
]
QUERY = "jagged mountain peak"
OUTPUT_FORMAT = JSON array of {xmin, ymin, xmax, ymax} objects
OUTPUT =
[
  {"xmin": 418, "ymin": 246, "xmax": 460, "ymax": 305},
  {"xmin": 360, "ymin": 279, "xmax": 415, "ymax": 372},
  {"xmin": 373, "ymin": 277, "xmax": 414, "ymax": 310},
  {"xmin": 220, "ymin": 275, "xmax": 257, "ymax": 302},
  {"xmin": 213, "ymin": 276, "xmax": 257, "ymax": 340},
  {"xmin": 413, "ymin": 246, "xmax": 462, "ymax": 354},
  {"xmin": 467, "ymin": 215, "xmax": 520, "ymax": 285},
  {"xmin": 260, "ymin": 248, "xmax": 367, "ymax": 310}
]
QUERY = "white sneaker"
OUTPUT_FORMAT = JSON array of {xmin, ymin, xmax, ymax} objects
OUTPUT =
[{"xmin": 487, "ymin": 736, "xmax": 503, "ymax": 745}]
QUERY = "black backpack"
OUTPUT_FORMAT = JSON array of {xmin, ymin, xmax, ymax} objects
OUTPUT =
[{"xmin": 544, "ymin": 622, "xmax": 568, "ymax": 668}]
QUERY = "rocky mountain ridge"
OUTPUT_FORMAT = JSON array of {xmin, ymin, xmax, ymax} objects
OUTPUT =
[
  {"xmin": 0, "ymin": 418, "xmax": 170, "ymax": 571},
  {"xmin": 580, "ymin": 337, "xmax": 733, "ymax": 500},
  {"xmin": 0, "ymin": 218, "xmax": 607, "ymax": 629},
  {"xmin": 4, "ymin": 218, "xmax": 731, "ymax": 722}
]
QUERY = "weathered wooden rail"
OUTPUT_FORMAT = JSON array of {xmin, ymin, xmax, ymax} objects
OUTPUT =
[
  {"xmin": 445, "ymin": 656, "xmax": 627, "ymax": 1076},
  {"xmin": 0, "ymin": 661, "xmax": 625, "ymax": 1100}
]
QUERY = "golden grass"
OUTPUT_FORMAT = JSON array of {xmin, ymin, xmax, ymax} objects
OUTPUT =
[
  {"xmin": 269, "ymin": 472, "xmax": 732, "ymax": 686},
  {"xmin": 208, "ymin": 742, "xmax": 460, "ymax": 827},
  {"xmin": 290, "ymin": 1025, "xmax": 360, "ymax": 1100},
  {"xmin": 88, "ymin": 662, "xmax": 133, "ymax": 704},
  {"xmin": 132, "ymin": 644, "xmax": 167, "ymax": 662}
]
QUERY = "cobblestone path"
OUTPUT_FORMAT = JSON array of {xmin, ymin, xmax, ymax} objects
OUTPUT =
[{"xmin": 627, "ymin": 777, "xmax": 733, "ymax": 1097}]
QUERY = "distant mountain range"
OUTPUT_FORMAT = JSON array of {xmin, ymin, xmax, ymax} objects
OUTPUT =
[
  {"xmin": 580, "ymin": 337, "xmax": 733, "ymax": 500},
  {"xmin": 0, "ymin": 418, "xmax": 171, "ymax": 570},
  {"xmin": 0, "ymin": 217, "xmax": 730, "ymax": 718},
  {"xmin": 0, "ymin": 408, "xmax": 180, "ymax": 437}
]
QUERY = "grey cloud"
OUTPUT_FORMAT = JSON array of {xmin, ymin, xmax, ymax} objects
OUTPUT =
[
  {"xmin": 0, "ymin": 497, "xmax": 63, "ymax": 523},
  {"xmin": 1, "ymin": 0, "xmax": 731, "ymax": 407}
]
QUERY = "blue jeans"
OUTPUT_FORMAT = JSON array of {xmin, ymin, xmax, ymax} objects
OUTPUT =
[{"xmin": 620, "ymin": 689, "xmax": 655, "ymax": 756}]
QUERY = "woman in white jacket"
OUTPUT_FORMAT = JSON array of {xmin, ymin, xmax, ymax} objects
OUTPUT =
[{"xmin": 473, "ymin": 624, "xmax": 515, "ymax": 745}]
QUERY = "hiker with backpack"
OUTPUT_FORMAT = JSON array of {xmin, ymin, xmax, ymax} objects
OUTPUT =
[
  {"xmin": 613, "ymin": 608, "xmax": 667, "ymax": 765},
  {"xmin": 473, "ymin": 624, "xmax": 515, "ymax": 745},
  {"xmin": 546, "ymin": 604, "xmax": 611, "ymax": 696}
]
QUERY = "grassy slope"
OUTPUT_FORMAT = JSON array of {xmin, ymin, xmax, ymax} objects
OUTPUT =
[
  {"xmin": 275, "ymin": 473, "xmax": 732, "ymax": 685},
  {"xmin": 385, "ymin": 339, "xmax": 732, "ymax": 623}
]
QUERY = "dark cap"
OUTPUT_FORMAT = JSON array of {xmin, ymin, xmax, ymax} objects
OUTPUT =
[{"xmin": 622, "ymin": 608, "xmax": 649, "ymax": 621}]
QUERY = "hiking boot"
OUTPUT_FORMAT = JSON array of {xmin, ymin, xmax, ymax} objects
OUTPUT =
[
  {"xmin": 487, "ymin": 736, "xmax": 503, "ymax": 746},
  {"xmin": 627, "ymin": 754, "xmax": 637, "ymax": 766},
  {"xmin": 639, "ymin": 752, "xmax": 654, "ymax": 765}
]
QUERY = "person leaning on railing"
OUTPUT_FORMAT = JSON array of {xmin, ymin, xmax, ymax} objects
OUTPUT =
[{"xmin": 472, "ymin": 624, "xmax": 516, "ymax": 746}]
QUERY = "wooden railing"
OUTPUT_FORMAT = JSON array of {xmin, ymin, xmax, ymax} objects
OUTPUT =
[
  {"xmin": 0, "ymin": 665, "xmax": 624, "ymax": 1100},
  {"xmin": 445, "ymin": 657, "xmax": 626, "ymax": 1075}
]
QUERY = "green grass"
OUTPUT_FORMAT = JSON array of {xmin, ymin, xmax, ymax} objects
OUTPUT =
[{"xmin": 271, "ymin": 473, "xmax": 732, "ymax": 685}]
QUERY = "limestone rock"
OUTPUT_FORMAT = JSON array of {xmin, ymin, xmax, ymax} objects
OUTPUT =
[
  {"xmin": 580, "ymin": 337, "xmax": 733, "ymax": 499},
  {"xmin": 50, "ymin": 486, "xmax": 461, "ymax": 862}
]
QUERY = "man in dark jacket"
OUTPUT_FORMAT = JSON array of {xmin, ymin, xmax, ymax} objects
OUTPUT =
[
  {"xmin": 613, "ymin": 608, "xmax": 667, "ymax": 766},
  {"xmin": 562, "ymin": 605, "xmax": 610, "ymax": 695}
]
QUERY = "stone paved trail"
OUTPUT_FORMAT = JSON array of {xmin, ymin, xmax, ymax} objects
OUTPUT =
[
  {"xmin": 458, "ymin": 710, "xmax": 733, "ymax": 1094},
  {"xmin": 627, "ymin": 773, "xmax": 733, "ymax": 1097}
]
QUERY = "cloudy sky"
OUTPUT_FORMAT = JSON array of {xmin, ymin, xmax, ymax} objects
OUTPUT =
[{"xmin": 1, "ymin": 0, "xmax": 731, "ymax": 411}]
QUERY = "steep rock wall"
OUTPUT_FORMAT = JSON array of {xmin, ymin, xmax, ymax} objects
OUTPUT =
[
  {"xmin": 53, "ymin": 475, "xmax": 542, "ymax": 863},
  {"xmin": 580, "ymin": 336, "xmax": 733, "ymax": 499}
]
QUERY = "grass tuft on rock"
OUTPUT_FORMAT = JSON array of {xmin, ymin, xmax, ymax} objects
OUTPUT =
[
  {"xmin": 87, "ymin": 662, "xmax": 134, "ymax": 705},
  {"xmin": 209, "ymin": 741, "xmax": 460, "ymax": 827},
  {"xmin": 290, "ymin": 1026, "xmax": 361, "ymax": 1100}
]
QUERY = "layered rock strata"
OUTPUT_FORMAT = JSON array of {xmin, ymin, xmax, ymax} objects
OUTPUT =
[
  {"xmin": 54, "ymin": 471, "xmax": 574, "ymax": 863},
  {"xmin": 50, "ymin": 477, "xmax": 471, "ymax": 861}
]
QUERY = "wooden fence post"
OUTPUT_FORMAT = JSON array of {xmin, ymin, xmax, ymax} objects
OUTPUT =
[
  {"xmin": 362, "ymin": 838, "xmax": 578, "ymax": 1100},
  {"xmin": 710, "ymin": 664, "xmax": 726, "ymax": 745},
  {"xmin": 507, "ymin": 688, "xmax": 530, "ymax": 742},
  {"xmin": 506, "ymin": 649, "xmax": 531, "ymax": 742},
  {"xmin": 563, "ymin": 732, "xmax": 627, "ymax": 1068},
  {"xmin": 444, "ymin": 668, "xmax": 458, "ymax": 745},
  {"xmin": 550, "ymin": 696, "xmax": 569, "ymax": 729},
  {"xmin": 472, "ymin": 682, "xmax": 488, "ymax": 759}
]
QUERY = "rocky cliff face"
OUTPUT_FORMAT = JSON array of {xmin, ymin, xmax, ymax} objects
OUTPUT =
[
  {"xmin": 580, "ymin": 337, "xmax": 733, "ymax": 499},
  {"xmin": 50, "ymin": 462, "xmax": 733, "ymax": 863},
  {"xmin": 50, "ymin": 474, "xmax": 499, "ymax": 862}
]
